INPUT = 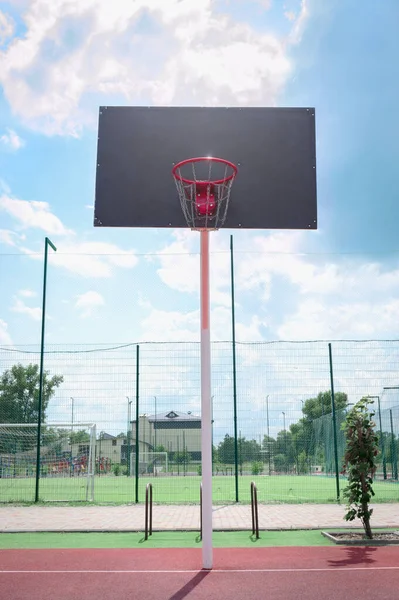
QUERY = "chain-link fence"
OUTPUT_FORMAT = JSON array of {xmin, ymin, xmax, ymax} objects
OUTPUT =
[{"xmin": 1, "ymin": 340, "xmax": 399, "ymax": 504}]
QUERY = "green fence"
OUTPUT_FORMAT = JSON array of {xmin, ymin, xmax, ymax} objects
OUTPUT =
[{"xmin": 1, "ymin": 340, "xmax": 399, "ymax": 504}]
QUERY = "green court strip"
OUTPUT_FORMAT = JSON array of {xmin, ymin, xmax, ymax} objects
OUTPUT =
[{"xmin": 0, "ymin": 530, "xmax": 340, "ymax": 549}]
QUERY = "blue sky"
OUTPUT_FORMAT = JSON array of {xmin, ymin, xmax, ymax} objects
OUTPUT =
[{"xmin": 1, "ymin": 0, "xmax": 399, "ymax": 434}]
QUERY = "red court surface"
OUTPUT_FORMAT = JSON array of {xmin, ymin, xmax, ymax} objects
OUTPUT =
[{"xmin": 1, "ymin": 546, "xmax": 399, "ymax": 600}]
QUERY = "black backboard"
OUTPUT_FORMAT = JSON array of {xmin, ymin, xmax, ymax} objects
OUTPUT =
[{"xmin": 94, "ymin": 106, "xmax": 317, "ymax": 230}]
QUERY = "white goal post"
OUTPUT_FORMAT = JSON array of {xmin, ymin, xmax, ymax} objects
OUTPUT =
[
  {"xmin": 0, "ymin": 423, "xmax": 96, "ymax": 502},
  {"xmin": 130, "ymin": 451, "xmax": 169, "ymax": 476}
]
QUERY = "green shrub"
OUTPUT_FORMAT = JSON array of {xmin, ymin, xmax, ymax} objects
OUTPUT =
[
  {"xmin": 342, "ymin": 397, "xmax": 379, "ymax": 539},
  {"xmin": 251, "ymin": 461, "xmax": 264, "ymax": 476},
  {"xmin": 113, "ymin": 464, "xmax": 121, "ymax": 476}
]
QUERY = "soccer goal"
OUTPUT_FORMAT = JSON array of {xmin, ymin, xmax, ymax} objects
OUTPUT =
[
  {"xmin": 0, "ymin": 423, "xmax": 96, "ymax": 502},
  {"xmin": 130, "ymin": 452, "xmax": 169, "ymax": 476}
]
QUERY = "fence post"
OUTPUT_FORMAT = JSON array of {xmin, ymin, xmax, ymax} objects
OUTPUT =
[
  {"xmin": 35, "ymin": 237, "xmax": 57, "ymax": 503},
  {"xmin": 328, "ymin": 343, "xmax": 340, "ymax": 501},
  {"xmin": 230, "ymin": 235, "xmax": 239, "ymax": 502},
  {"xmin": 135, "ymin": 344, "xmax": 140, "ymax": 503},
  {"xmin": 389, "ymin": 409, "xmax": 398, "ymax": 480}
]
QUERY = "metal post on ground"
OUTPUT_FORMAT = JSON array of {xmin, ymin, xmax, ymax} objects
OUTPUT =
[
  {"xmin": 200, "ymin": 229, "xmax": 213, "ymax": 570},
  {"xmin": 266, "ymin": 395, "xmax": 271, "ymax": 475},
  {"xmin": 230, "ymin": 235, "xmax": 239, "ymax": 502},
  {"xmin": 383, "ymin": 387, "xmax": 399, "ymax": 480},
  {"xmin": 135, "ymin": 344, "xmax": 140, "ymax": 503},
  {"xmin": 35, "ymin": 236, "xmax": 57, "ymax": 503},
  {"xmin": 127, "ymin": 397, "xmax": 132, "ymax": 476},
  {"xmin": 328, "ymin": 343, "xmax": 340, "ymax": 501},
  {"xmin": 154, "ymin": 396, "xmax": 157, "ymax": 476},
  {"xmin": 368, "ymin": 395, "xmax": 386, "ymax": 480},
  {"xmin": 389, "ymin": 409, "xmax": 398, "ymax": 480}
]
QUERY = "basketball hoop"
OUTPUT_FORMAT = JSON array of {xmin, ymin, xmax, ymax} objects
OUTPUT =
[{"xmin": 172, "ymin": 157, "xmax": 238, "ymax": 230}]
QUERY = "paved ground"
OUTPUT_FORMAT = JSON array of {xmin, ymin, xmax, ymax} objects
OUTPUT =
[{"xmin": 1, "ymin": 503, "xmax": 398, "ymax": 532}]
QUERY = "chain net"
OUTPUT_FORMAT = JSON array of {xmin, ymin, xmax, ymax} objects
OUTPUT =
[{"xmin": 173, "ymin": 158, "xmax": 237, "ymax": 229}]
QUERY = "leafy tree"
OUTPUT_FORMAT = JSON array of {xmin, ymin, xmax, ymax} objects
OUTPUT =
[
  {"xmin": 341, "ymin": 397, "xmax": 379, "ymax": 539},
  {"xmin": 218, "ymin": 434, "xmax": 262, "ymax": 465},
  {"xmin": 70, "ymin": 430, "xmax": 90, "ymax": 444},
  {"xmin": 275, "ymin": 430, "xmax": 295, "ymax": 471},
  {"xmin": 262, "ymin": 435, "xmax": 276, "ymax": 472},
  {"xmin": 0, "ymin": 363, "xmax": 63, "ymax": 423},
  {"xmin": 218, "ymin": 434, "xmax": 236, "ymax": 464},
  {"xmin": 251, "ymin": 461, "xmax": 264, "ymax": 475},
  {"xmin": 302, "ymin": 391, "xmax": 348, "ymax": 421},
  {"xmin": 274, "ymin": 453, "xmax": 287, "ymax": 472},
  {"xmin": 154, "ymin": 444, "xmax": 166, "ymax": 452},
  {"xmin": 297, "ymin": 450, "xmax": 309, "ymax": 474},
  {"xmin": 173, "ymin": 450, "xmax": 190, "ymax": 464}
]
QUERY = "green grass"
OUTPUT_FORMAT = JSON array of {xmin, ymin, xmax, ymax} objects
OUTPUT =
[
  {"xmin": 1, "ymin": 474, "xmax": 398, "ymax": 504},
  {"xmin": 0, "ymin": 530, "xmax": 336, "ymax": 549}
]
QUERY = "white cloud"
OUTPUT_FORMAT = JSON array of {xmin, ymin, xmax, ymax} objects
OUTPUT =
[
  {"xmin": 141, "ymin": 306, "xmax": 198, "ymax": 342},
  {"xmin": 0, "ymin": 318, "xmax": 12, "ymax": 344},
  {"xmin": 139, "ymin": 301, "xmax": 266, "ymax": 343},
  {"xmin": 0, "ymin": 128, "xmax": 25, "ymax": 150},
  {"xmin": 0, "ymin": 229, "xmax": 20, "ymax": 246},
  {"xmin": 284, "ymin": 11, "xmax": 296, "ymax": 22},
  {"xmin": 0, "ymin": 0, "xmax": 308, "ymax": 135},
  {"xmin": 22, "ymin": 240, "xmax": 139, "ymax": 278},
  {"xmin": 0, "ymin": 195, "xmax": 73, "ymax": 235},
  {"xmin": 75, "ymin": 291, "xmax": 105, "ymax": 317},
  {"xmin": 153, "ymin": 228, "xmax": 399, "ymax": 341},
  {"xmin": 11, "ymin": 297, "xmax": 41, "ymax": 321},
  {"xmin": 18, "ymin": 289, "xmax": 37, "ymax": 298},
  {"xmin": 278, "ymin": 298, "xmax": 399, "ymax": 341},
  {"xmin": 0, "ymin": 11, "xmax": 14, "ymax": 46}
]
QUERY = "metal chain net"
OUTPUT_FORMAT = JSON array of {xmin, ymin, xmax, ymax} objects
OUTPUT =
[{"xmin": 174, "ymin": 159, "xmax": 236, "ymax": 229}]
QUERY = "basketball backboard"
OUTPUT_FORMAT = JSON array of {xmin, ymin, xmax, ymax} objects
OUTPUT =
[{"xmin": 94, "ymin": 106, "xmax": 317, "ymax": 230}]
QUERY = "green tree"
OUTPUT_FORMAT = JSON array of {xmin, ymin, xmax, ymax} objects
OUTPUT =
[
  {"xmin": 0, "ymin": 363, "xmax": 63, "ymax": 423},
  {"xmin": 342, "ymin": 397, "xmax": 379, "ymax": 539},
  {"xmin": 275, "ymin": 430, "xmax": 295, "ymax": 471},
  {"xmin": 154, "ymin": 444, "xmax": 166, "ymax": 452},
  {"xmin": 302, "ymin": 391, "xmax": 348, "ymax": 421},
  {"xmin": 218, "ymin": 434, "xmax": 261, "ymax": 465},
  {"xmin": 70, "ymin": 430, "xmax": 90, "ymax": 444},
  {"xmin": 218, "ymin": 434, "xmax": 236, "ymax": 464},
  {"xmin": 173, "ymin": 449, "xmax": 190, "ymax": 464}
]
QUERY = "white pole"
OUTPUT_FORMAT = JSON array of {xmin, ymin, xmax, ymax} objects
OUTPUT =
[{"xmin": 200, "ymin": 229, "xmax": 213, "ymax": 569}]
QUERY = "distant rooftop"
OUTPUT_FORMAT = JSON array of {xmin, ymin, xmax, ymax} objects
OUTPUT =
[{"xmin": 146, "ymin": 411, "xmax": 200, "ymax": 423}]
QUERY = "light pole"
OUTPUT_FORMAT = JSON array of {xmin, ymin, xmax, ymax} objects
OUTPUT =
[
  {"xmin": 70, "ymin": 397, "xmax": 74, "ymax": 459},
  {"xmin": 211, "ymin": 396, "xmax": 214, "ymax": 475},
  {"xmin": 35, "ymin": 236, "xmax": 57, "ymax": 503},
  {"xmin": 383, "ymin": 387, "xmax": 399, "ymax": 480},
  {"xmin": 282, "ymin": 411, "xmax": 286, "ymax": 472},
  {"xmin": 266, "ymin": 395, "xmax": 271, "ymax": 475},
  {"xmin": 127, "ymin": 397, "xmax": 132, "ymax": 476},
  {"xmin": 71, "ymin": 397, "xmax": 74, "ymax": 428},
  {"xmin": 154, "ymin": 396, "xmax": 157, "ymax": 451},
  {"xmin": 154, "ymin": 396, "xmax": 157, "ymax": 476},
  {"xmin": 368, "ymin": 395, "xmax": 386, "ymax": 479}
]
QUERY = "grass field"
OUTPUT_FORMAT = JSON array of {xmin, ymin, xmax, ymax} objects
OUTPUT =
[{"xmin": 1, "ymin": 474, "xmax": 399, "ymax": 504}]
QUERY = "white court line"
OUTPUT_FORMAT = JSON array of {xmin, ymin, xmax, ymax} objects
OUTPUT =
[{"xmin": 1, "ymin": 567, "xmax": 399, "ymax": 574}]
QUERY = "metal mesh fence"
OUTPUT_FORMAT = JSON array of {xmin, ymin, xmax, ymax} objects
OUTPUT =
[{"xmin": 1, "ymin": 340, "xmax": 399, "ymax": 504}]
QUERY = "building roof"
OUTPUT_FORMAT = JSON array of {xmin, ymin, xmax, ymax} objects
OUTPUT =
[
  {"xmin": 147, "ymin": 410, "xmax": 201, "ymax": 423},
  {"xmin": 98, "ymin": 432, "xmax": 116, "ymax": 440}
]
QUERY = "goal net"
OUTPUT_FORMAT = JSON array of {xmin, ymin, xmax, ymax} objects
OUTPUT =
[
  {"xmin": 0, "ymin": 423, "xmax": 96, "ymax": 502},
  {"xmin": 130, "ymin": 452, "xmax": 169, "ymax": 476}
]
